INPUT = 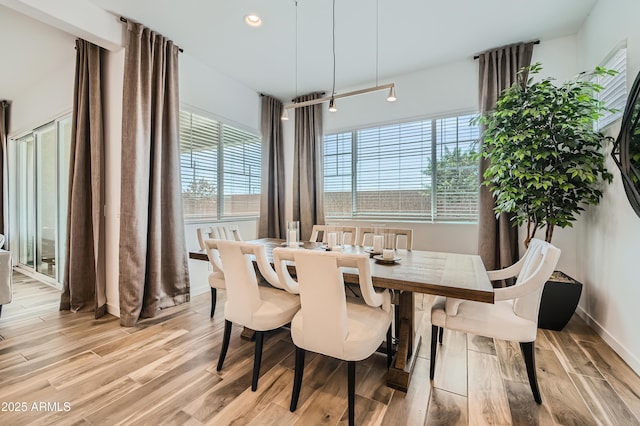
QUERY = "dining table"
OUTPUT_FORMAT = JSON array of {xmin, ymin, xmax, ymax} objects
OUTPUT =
[{"xmin": 189, "ymin": 238, "xmax": 494, "ymax": 392}]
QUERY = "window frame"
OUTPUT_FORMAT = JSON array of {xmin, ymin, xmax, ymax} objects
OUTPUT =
[
  {"xmin": 179, "ymin": 106, "xmax": 261, "ymax": 223},
  {"xmin": 323, "ymin": 111, "xmax": 480, "ymax": 223}
]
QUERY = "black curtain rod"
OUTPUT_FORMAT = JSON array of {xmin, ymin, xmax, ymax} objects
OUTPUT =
[
  {"xmin": 473, "ymin": 40, "xmax": 540, "ymax": 60},
  {"xmin": 120, "ymin": 16, "xmax": 184, "ymax": 53}
]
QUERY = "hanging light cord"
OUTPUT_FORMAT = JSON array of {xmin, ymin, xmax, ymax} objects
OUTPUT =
[
  {"xmin": 331, "ymin": 0, "xmax": 336, "ymax": 98},
  {"xmin": 295, "ymin": 0, "xmax": 298, "ymax": 99},
  {"xmin": 375, "ymin": 0, "xmax": 379, "ymax": 86}
]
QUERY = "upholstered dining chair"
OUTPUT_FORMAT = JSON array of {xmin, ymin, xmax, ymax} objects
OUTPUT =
[
  {"xmin": 356, "ymin": 227, "xmax": 413, "ymax": 250},
  {"xmin": 197, "ymin": 225, "xmax": 242, "ymax": 251},
  {"xmin": 309, "ymin": 224, "xmax": 358, "ymax": 245},
  {"xmin": 215, "ymin": 240, "xmax": 300, "ymax": 391},
  {"xmin": 430, "ymin": 238, "xmax": 561, "ymax": 404},
  {"xmin": 199, "ymin": 225, "xmax": 243, "ymax": 317},
  {"xmin": 273, "ymin": 248, "xmax": 392, "ymax": 426}
]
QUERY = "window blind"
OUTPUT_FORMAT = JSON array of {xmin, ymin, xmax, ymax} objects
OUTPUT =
[
  {"xmin": 179, "ymin": 111, "xmax": 261, "ymax": 220},
  {"xmin": 324, "ymin": 113, "xmax": 479, "ymax": 221},
  {"xmin": 596, "ymin": 46, "xmax": 627, "ymax": 130},
  {"xmin": 222, "ymin": 126, "xmax": 261, "ymax": 217}
]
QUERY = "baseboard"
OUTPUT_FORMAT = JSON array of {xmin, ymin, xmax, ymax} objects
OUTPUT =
[{"xmin": 575, "ymin": 306, "xmax": 640, "ymax": 376}]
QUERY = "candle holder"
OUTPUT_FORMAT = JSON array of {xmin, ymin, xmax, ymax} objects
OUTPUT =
[{"xmin": 286, "ymin": 221, "xmax": 300, "ymax": 247}]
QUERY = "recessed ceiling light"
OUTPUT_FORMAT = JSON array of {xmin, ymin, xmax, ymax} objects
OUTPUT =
[{"xmin": 245, "ymin": 14, "xmax": 262, "ymax": 27}]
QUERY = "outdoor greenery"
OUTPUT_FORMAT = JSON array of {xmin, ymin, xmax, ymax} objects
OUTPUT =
[
  {"xmin": 423, "ymin": 146, "xmax": 478, "ymax": 195},
  {"xmin": 184, "ymin": 178, "xmax": 216, "ymax": 198},
  {"xmin": 476, "ymin": 63, "xmax": 615, "ymax": 245}
]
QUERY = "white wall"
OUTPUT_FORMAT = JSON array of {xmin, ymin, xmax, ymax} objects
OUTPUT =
[
  {"xmin": 103, "ymin": 48, "xmax": 124, "ymax": 316},
  {"xmin": 574, "ymin": 0, "xmax": 640, "ymax": 374}
]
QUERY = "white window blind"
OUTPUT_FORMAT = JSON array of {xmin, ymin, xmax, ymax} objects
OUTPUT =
[
  {"xmin": 179, "ymin": 111, "xmax": 261, "ymax": 220},
  {"xmin": 222, "ymin": 126, "xmax": 261, "ymax": 217},
  {"xmin": 324, "ymin": 113, "xmax": 479, "ymax": 221},
  {"xmin": 324, "ymin": 132, "xmax": 353, "ymax": 216},
  {"xmin": 596, "ymin": 45, "xmax": 627, "ymax": 130}
]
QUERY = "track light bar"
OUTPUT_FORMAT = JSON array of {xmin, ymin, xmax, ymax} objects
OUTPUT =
[{"xmin": 283, "ymin": 83, "xmax": 396, "ymax": 110}]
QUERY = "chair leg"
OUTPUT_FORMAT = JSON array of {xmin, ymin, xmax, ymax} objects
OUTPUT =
[
  {"xmin": 386, "ymin": 326, "xmax": 393, "ymax": 369},
  {"xmin": 210, "ymin": 288, "xmax": 217, "ymax": 318},
  {"xmin": 438, "ymin": 326, "xmax": 444, "ymax": 344},
  {"xmin": 520, "ymin": 341, "xmax": 542, "ymax": 404},
  {"xmin": 348, "ymin": 361, "xmax": 356, "ymax": 426},
  {"xmin": 252, "ymin": 331, "xmax": 264, "ymax": 391},
  {"xmin": 430, "ymin": 325, "xmax": 438, "ymax": 380},
  {"xmin": 217, "ymin": 320, "xmax": 232, "ymax": 371},
  {"xmin": 290, "ymin": 347, "xmax": 306, "ymax": 412}
]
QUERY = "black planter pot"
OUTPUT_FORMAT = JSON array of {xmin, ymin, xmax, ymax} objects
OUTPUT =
[{"xmin": 537, "ymin": 271, "xmax": 583, "ymax": 331}]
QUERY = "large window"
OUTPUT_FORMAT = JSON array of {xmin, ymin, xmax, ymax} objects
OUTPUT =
[
  {"xmin": 324, "ymin": 113, "xmax": 479, "ymax": 221},
  {"xmin": 180, "ymin": 111, "xmax": 261, "ymax": 220}
]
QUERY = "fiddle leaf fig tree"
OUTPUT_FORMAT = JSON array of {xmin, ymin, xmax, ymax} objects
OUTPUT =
[{"xmin": 476, "ymin": 63, "xmax": 615, "ymax": 245}]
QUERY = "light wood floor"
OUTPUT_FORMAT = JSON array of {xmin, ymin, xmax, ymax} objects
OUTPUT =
[{"xmin": 1, "ymin": 272, "xmax": 639, "ymax": 425}]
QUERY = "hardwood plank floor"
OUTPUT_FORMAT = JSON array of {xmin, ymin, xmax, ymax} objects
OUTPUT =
[{"xmin": 0, "ymin": 272, "xmax": 639, "ymax": 425}]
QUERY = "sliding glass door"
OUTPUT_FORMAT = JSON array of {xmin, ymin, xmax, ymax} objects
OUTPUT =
[
  {"xmin": 16, "ymin": 134, "xmax": 36, "ymax": 268},
  {"xmin": 11, "ymin": 116, "xmax": 71, "ymax": 283}
]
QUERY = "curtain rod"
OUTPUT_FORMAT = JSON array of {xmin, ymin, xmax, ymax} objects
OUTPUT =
[
  {"xmin": 119, "ymin": 16, "xmax": 184, "ymax": 53},
  {"xmin": 473, "ymin": 40, "xmax": 540, "ymax": 60}
]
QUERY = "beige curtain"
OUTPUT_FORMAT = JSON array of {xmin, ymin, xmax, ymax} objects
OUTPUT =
[
  {"xmin": 0, "ymin": 100, "xmax": 8, "ymax": 236},
  {"xmin": 258, "ymin": 95, "xmax": 286, "ymax": 238},
  {"xmin": 119, "ymin": 22, "xmax": 189, "ymax": 327},
  {"xmin": 60, "ymin": 39, "xmax": 107, "ymax": 318},
  {"xmin": 292, "ymin": 93, "xmax": 324, "ymax": 241},
  {"xmin": 477, "ymin": 42, "xmax": 535, "ymax": 274}
]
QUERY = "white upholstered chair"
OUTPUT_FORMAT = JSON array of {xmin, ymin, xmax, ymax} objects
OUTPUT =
[
  {"xmin": 430, "ymin": 238, "xmax": 561, "ymax": 404},
  {"xmin": 356, "ymin": 227, "xmax": 413, "ymax": 250},
  {"xmin": 273, "ymin": 248, "xmax": 392, "ymax": 426},
  {"xmin": 309, "ymin": 224, "xmax": 358, "ymax": 245},
  {"xmin": 199, "ymin": 225, "xmax": 243, "ymax": 317},
  {"xmin": 215, "ymin": 240, "xmax": 300, "ymax": 391},
  {"xmin": 197, "ymin": 225, "xmax": 242, "ymax": 251}
]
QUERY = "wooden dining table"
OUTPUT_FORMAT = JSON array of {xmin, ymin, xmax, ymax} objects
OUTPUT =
[{"xmin": 189, "ymin": 238, "xmax": 494, "ymax": 392}]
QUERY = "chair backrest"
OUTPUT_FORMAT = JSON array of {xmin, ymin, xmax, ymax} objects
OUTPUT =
[
  {"xmin": 197, "ymin": 225, "xmax": 243, "ymax": 250},
  {"xmin": 356, "ymin": 227, "xmax": 413, "ymax": 250},
  {"xmin": 215, "ymin": 240, "xmax": 282, "ymax": 325},
  {"xmin": 274, "ymin": 249, "xmax": 388, "ymax": 355},
  {"xmin": 512, "ymin": 239, "xmax": 561, "ymax": 321},
  {"xmin": 309, "ymin": 225, "xmax": 357, "ymax": 245},
  {"xmin": 204, "ymin": 239, "xmax": 225, "ymax": 274}
]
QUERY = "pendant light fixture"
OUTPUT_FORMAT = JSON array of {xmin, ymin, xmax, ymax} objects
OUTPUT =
[
  {"xmin": 282, "ymin": 0, "xmax": 396, "ymax": 113},
  {"xmin": 281, "ymin": 1, "xmax": 299, "ymax": 120},
  {"xmin": 328, "ymin": 0, "xmax": 337, "ymax": 112}
]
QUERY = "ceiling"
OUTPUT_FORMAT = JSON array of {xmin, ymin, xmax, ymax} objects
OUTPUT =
[{"xmin": 3, "ymin": 0, "xmax": 598, "ymax": 103}]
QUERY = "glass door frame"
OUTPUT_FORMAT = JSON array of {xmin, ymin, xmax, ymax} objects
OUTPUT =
[{"xmin": 8, "ymin": 114, "xmax": 71, "ymax": 287}]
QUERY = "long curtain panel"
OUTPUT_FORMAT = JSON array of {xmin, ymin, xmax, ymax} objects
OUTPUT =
[
  {"xmin": 258, "ymin": 95, "xmax": 286, "ymax": 239},
  {"xmin": 0, "ymin": 100, "xmax": 8, "ymax": 236},
  {"xmin": 292, "ymin": 93, "xmax": 324, "ymax": 241},
  {"xmin": 60, "ymin": 39, "xmax": 107, "ymax": 318},
  {"xmin": 119, "ymin": 22, "xmax": 189, "ymax": 327},
  {"xmin": 477, "ymin": 42, "xmax": 535, "ymax": 275}
]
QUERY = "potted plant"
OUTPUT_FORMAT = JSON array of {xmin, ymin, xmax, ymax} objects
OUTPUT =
[{"xmin": 476, "ymin": 63, "xmax": 616, "ymax": 330}]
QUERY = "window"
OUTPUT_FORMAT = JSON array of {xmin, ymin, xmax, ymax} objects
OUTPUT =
[
  {"xmin": 324, "ymin": 113, "xmax": 479, "ymax": 221},
  {"xmin": 595, "ymin": 44, "xmax": 627, "ymax": 130},
  {"xmin": 180, "ymin": 111, "xmax": 261, "ymax": 220}
]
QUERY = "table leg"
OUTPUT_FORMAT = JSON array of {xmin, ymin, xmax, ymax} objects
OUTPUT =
[
  {"xmin": 241, "ymin": 327, "xmax": 256, "ymax": 341},
  {"xmin": 387, "ymin": 291, "xmax": 421, "ymax": 392}
]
